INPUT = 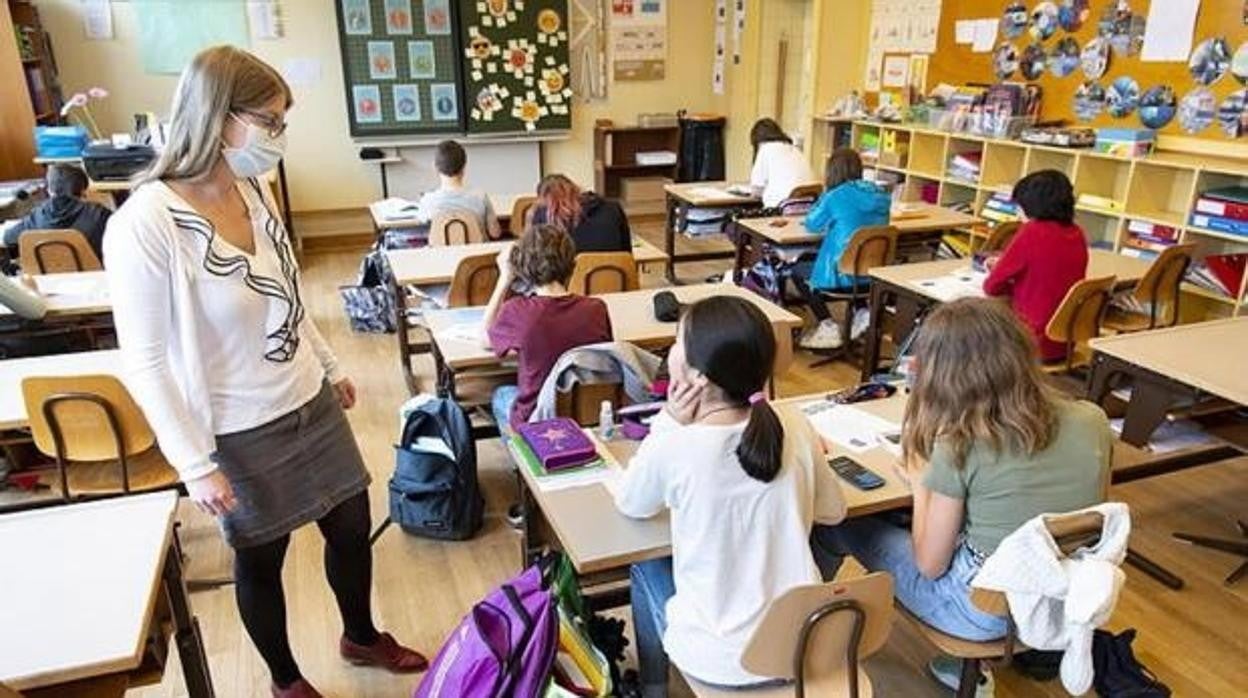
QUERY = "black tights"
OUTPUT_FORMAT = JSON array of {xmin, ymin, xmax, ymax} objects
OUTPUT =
[
  {"xmin": 791, "ymin": 273, "xmax": 832, "ymax": 322},
  {"xmin": 233, "ymin": 491, "xmax": 379, "ymax": 688}
]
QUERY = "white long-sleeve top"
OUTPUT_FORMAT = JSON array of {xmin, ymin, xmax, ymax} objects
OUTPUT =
[
  {"xmin": 611, "ymin": 409, "xmax": 846, "ymax": 687},
  {"xmin": 103, "ymin": 178, "xmax": 342, "ymax": 482}
]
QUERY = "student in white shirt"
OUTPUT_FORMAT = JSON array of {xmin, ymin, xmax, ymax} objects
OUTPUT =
[
  {"xmin": 612, "ymin": 296, "xmax": 847, "ymax": 696},
  {"xmin": 748, "ymin": 118, "xmax": 817, "ymax": 208},
  {"xmin": 104, "ymin": 47, "xmax": 424, "ymax": 698},
  {"xmin": 414, "ymin": 140, "xmax": 502, "ymax": 239}
]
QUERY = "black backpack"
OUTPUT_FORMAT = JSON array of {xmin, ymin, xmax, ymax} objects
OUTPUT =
[
  {"xmin": 1093, "ymin": 628, "xmax": 1171, "ymax": 697},
  {"xmin": 388, "ymin": 397, "xmax": 484, "ymax": 540}
]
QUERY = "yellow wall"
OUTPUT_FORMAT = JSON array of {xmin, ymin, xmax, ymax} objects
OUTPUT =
[{"xmin": 35, "ymin": 0, "xmax": 727, "ymax": 213}]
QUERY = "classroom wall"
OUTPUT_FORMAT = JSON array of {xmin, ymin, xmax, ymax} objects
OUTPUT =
[{"xmin": 34, "ymin": 0, "xmax": 728, "ymax": 216}]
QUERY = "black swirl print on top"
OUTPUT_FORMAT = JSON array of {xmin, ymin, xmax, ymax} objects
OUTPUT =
[{"xmin": 169, "ymin": 178, "xmax": 305, "ymax": 363}]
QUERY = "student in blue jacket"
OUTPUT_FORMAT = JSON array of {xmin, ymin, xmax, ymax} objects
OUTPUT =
[{"xmin": 792, "ymin": 148, "xmax": 892, "ymax": 350}]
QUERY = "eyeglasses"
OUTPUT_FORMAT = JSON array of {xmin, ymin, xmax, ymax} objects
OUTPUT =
[{"xmin": 235, "ymin": 109, "xmax": 288, "ymax": 138}]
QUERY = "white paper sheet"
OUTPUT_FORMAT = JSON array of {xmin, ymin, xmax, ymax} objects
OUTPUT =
[
  {"xmin": 800, "ymin": 401, "xmax": 901, "ymax": 454},
  {"xmin": 954, "ymin": 20, "xmax": 975, "ymax": 45},
  {"xmin": 82, "ymin": 0, "xmax": 114, "ymax": 40},
  {"xmin": 1140, "ymin": 0, "xmax": 1199, "ymax": 62},
  {"xmin": 281, "ymin": 58, "xmax": 322, "ymax": 89},
  {"xmin": 438, "ymin": 322, "xmax": 483, "ymax": 344},
  {"xmin": 911, "ymin": 268, "xmax": 986, "ymax": 302},
  {"xmin": 1109, "ymin": 418, "xmax": 1218, "ymax": 454},
  {"xmin": 35, "ymin": 277, "xmax": 106, "ymax": 298},
  {"xmin": 373, "ymin": 196, "xmax": 422, "ymax": 221},
  {"xmin": 246, "ymin": 0, "xmax": 283, "ymax": 40},
  {"xmin": 972, "ymin": 18, "xmax": 998, "ymax": 53}
]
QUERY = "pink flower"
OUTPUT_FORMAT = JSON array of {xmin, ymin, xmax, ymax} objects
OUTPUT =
[
  {"xmin": 67, "ymin": 93, "xmax": 89, "ymax": 108},
  {"xmin": 87, "ymin": 87, "xmax": 109, "ymax": 99}
]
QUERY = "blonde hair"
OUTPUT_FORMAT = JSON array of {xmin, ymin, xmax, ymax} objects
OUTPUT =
[
  {"xmin": 144, "ymin": 45, "xmax": 292, "ymax": 183},
  {"xmin": 901, "ymin": 297, "xmax": 1059, "ymax": 470}
]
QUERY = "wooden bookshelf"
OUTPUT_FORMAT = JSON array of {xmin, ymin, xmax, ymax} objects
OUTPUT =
[
  {"xmin": 592, "ymin": 124, "xmax": 680, "ymax": 202},
  {"xmin": 849, "ymin": 120, "xmax": 1248, "ymax": 317},
  {"xmin": 1, "ymin": 0, "xmax": 61, "ymax": 181}
]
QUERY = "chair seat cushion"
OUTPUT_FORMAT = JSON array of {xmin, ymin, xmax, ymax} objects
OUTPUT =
[
  {"xmin": 45, "ymin": 448, "xmax": 181, "ymax": 496},
  {"xmin": 895, "ymin": 606, "xmax": 1021, "ymax": 659}
]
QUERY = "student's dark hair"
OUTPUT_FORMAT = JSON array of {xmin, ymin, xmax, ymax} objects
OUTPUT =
[
  {"xmin": 824, "ymin": 148, "xmax": 864, "ymax": 189},
  {"xmin": 749, "ymin": 118, "xmax": 792, "ymax": 160},
  {"xmin": 47, "ymin": 164, "xmax": 89, "ymax": 198},
  {"xmin": 510, "ymin": 224, "xmax": 577, "ymax": 286},
  {"xmin": 679, "ymin": 296, "xmax": 784, "ymax": 483},
  {"xmin": 433, "ymin": 139, "xmax": 467, "ymax": 176},
  {"xmin": 1011, "ymin": 169, "xmax": 1075, "ymax": 225}
]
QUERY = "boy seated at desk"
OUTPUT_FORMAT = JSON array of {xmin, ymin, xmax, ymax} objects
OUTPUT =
[
  {"xmin": 482, "ymin": 224, "xmax": 613, "ymax": 431},
  {"xmin": 981, "ymin": 169, "xmax": 1087, "ymax": 363},
  {"xmin": 4, "ymin": 164, "xmax": 112, "ymax": 263},
  {"xmin": 414, "ymin": 140, "xmax": 502, "ymax": 240}
]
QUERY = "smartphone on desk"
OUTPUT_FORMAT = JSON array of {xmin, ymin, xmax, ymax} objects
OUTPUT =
[{"xmin": 827, "ymin": 456, "xmax": 886, "ymax": 491}]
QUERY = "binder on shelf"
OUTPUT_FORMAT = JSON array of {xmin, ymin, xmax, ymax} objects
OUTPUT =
[{"xmin": 1190, "ymin": 213, "xmax": 1248, "ymax": 238}]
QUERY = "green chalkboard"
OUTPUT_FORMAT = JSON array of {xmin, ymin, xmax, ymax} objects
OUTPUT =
[{"xmin": 333, "ymin": 0, "xmax": 572, "ymax": 139}]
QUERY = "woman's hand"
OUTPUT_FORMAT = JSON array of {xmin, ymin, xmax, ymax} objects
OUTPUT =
[
  {"xmin": 495, "ymin": 244, "xmax": 515, "ymax": 282},
  {"xmin": 664, "ymin": 377, "xmax": 706, "ymax": 425},
  {"xmin": 185, "ymin": 470, "xmax": 237, "ymax": 517},
  {"xmin": 333, "ymin": 377, "xmax": 357, "ymax": 410}
]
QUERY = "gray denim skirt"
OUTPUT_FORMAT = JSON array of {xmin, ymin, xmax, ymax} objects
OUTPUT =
[{"xmin": 213, "ymin": 381, "xmax": 371, "ymax": 549}]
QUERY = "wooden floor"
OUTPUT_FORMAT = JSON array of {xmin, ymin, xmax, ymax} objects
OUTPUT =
[{"xmin": 129, "ymin": 229, "xmax": 1248, "ymax": 697}]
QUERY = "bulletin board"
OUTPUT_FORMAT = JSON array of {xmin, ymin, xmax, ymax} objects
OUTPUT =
[
  {"xmin": 922, "ymin": 1, "xmax": 1248, "ymax": 145},
  {"xmin": 334, "ymin": 0, "xmax": 573, "ymax": 139}
]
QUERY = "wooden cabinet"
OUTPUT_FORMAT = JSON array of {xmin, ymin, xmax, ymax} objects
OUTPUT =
[
  {"xmin": 1, "ymin": 0, "xmax": 61, "ymax": 181},
  {"xmin": 592, "ymin": 124, "xmax": 680, "ymax": 201}
]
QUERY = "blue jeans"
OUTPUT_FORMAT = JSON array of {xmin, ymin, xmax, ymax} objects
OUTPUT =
[
  {"xmin": 491, "ymin": 385, "xmax": 518, "ymax": 436},
  {"xmin": 811, "ymin": 517, "xmax": 1008, "ymax": 642},
  {"xmin": 630, "ymin": 558, "xmax": 791, "ymax": 697}
]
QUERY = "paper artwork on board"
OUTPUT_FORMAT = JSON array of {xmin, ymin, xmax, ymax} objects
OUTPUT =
[
  {"xmin": 368, "ymin": 41, "xmax": 398, "ymax": 80},
  {"xmin": 342, "ymin": 0, "xmax": 372, "ymax": 35},
  {"xmin": 424, "ymin": 0, "xmax": 452, "ymax": 35},
  {"xmin": 384, "ymin": 0, "xmax": 414, "ymax": 35},
  {"xmin": 352, "ymin": 85, "xmax": 382, "ymax": 123},
  {"xmin": 430, "ymin": 82, "xmax": 458, "ymax": 120},
  {"xmin": 392, "ymin": 84, "xmax": 422, "ymax": 121},
  {"xmin": 408, "ymin": 40, "xmax": 437, "ymax": 79}
]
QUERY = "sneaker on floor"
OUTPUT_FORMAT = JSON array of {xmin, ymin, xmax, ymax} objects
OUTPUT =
[
  {"xmin": 850, "ymin": 307, "xmax": 872, "ymax": 341},
  {"xmin": 800, "ymin": 319, "xmax": 844, "ymax": 350},
  {"xmin": 928, "ymin": 655, "xmax": 995, "ymax": 697}
]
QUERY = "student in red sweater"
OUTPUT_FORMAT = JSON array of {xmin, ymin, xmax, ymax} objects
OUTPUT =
[{"xmin": 982, "ymin": 170, "xmax": 1088, "ymax": 362}]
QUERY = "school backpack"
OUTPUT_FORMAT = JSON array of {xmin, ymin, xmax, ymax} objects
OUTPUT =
[
  {"xmin": 339, "ymin": 245, "xmax": 397, "ymax": 334},
  {"xmin": 389, "ymin": 396, "xmax": 484, "ymax": 540},
  {"xmin": 1092, "ymin": 628, "xmax": 1171, "ymax": 697},
  {"xmin": 414, "ymin": 563, "xmax": 559, "ymax": 698}
]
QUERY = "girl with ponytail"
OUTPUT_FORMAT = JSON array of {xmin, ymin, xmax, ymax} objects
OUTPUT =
[{"xmin": 612, "ymin": 295, "xmax": 847, "ymax": 695}]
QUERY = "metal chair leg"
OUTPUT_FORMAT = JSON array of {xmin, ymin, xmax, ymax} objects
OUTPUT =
[
  {"xmin": 956, "ymin": 658, "xmax": 981, "ymax": 698},
  {"xmin": 1125, "ymin": 547, "xmax": 1184, "ymax": 590}
]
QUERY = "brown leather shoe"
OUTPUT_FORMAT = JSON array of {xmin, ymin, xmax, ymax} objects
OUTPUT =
[
  {"xmin": 271, "ymin": 678, "xmax": 323, "ymax": 698},
  {"xmin": 340, "ymin": 631, "xmax": 429, "ymax": 673}
]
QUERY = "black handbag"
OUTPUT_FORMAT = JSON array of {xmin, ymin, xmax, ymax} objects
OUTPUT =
[{"xmin": 1092, "ymin": 629, "xmax": 1171, "ymax": 697}]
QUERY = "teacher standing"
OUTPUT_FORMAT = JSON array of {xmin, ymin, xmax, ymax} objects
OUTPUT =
[{"xmin": 104, "ymin": 46, "xmax": 425, "ymax": 698}]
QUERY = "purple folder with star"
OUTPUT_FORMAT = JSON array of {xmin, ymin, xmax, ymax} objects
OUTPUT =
[{"xmin": 514, "ymin": 418, "xmax": 599, "ymax": 472}]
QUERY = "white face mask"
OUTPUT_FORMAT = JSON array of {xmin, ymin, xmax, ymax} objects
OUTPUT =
[{"xmin": 221, "ymin": 114, "xmax": 286, "ymax": 179}]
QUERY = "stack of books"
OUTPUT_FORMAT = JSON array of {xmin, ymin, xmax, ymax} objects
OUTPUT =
[
  {"xmin": 1186, "ymin": 254, "xmax": 1246, "ymax": 300},
  {"xmin": 1076, "ymin": 193, "xmax": 1123, "ymax": 213},
  {"xmin": 980, "ymin": 193, "xmax": 1020, "ymax": 226},
  {"xmin": 947, "ymin": 152, "xmax": 982, "ymax": 183},
  {"xmin": 1121, "ymin": 219, "xmax": 1178, "ymax": 258},
  {"xmin": 511, "ymin": 418, "xmax": 603, "ymax": 478},
  {"xmin": 1191, "ymin": 186, "xmax": 1248, "ymax": 239}
]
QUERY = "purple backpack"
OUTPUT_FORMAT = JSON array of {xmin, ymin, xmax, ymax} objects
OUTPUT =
[{"xmin": 414, "ymin": 564, "xmax": 558, "ymax": 698}]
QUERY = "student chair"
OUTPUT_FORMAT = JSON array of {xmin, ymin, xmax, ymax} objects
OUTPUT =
[
  {"xmin": 1042, "ymin": 275, "xmax": 1117, "ymax": 375},
  {"xmin": 1102, "ymin": 243, "xmax": 1196, "ymax": 333},
  {"xmin": 447, "ymin": 252, "xmax": 501, "ymax": 308},
  {"xmin": 810, "ymin": 225, "xmax": 899, "ymax": 369},
  {"xmin": 899, "ymin": 510, "xmax": 1111, "ymax": 698},
  {"xmin": 569, "ymin": 252, "xmax": 639, "ymax": 295},
  {"xmin": 511, "ymin": 195, "xmax": 539, "ymax": 233},
  {"xmin": 20, "ymin": 375, "xmax": 179, "ymax": 502},
  {"xmin": 979, "ymin": 221, "xmax": 1020, "ymax": 254},
  {"xmin": 429, "ymin": 212, "xmax": 486, "ymax": 246},
  {"xmin": 681, "ymin": 572, "xmax": 894, "ymax": 698},
  {"xmin": 785, "ymin": 183, "xmax": 825, "ymax": 204},
  {"xmin": 18, "ymin": 229, "xmax": 102, "ymax": 274}
]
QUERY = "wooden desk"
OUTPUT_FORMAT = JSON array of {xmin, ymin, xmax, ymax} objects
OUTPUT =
[
  {"xmin": 517, "ymin": 392, "xmax": 912, "ymax": 575},
  {"xmin": 0, "ymin": 349, "xmax": 121, "ymax": 429},
  {"xmin": 1088, "ymin": 317, "xmax": 1248, "ymax": 447},
  {"xmin": 0, "ymin": 492, "xmax": 214, "ymax": 696},
  {"xmin": 731, "ymin": 204, "xmax": 986, "ymax": 280},
  {"xmin": 386, "ymin": 238, "xmax": 670, "ymax": 287},
  {"xmin": 423, "ymin": 283, "xmax": 803, "ymax": 397},
  {"xmin": 0, "ymin": 271, "xmax": 111, "ymax": 318},
  {"xmin": 662, "ymin": 181, "xmax": 761, "ymax": 283},
  {"xmin": 860, "ymin": 250, "xmax": 1152, "ymax": 380},
  {"xmin": 369, "ymin": 193, "xmax": 523, "ymax": 234}
]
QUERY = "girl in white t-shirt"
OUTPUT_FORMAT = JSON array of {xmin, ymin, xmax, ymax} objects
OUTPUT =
[
  {"xmin": 748, "ymin": 118, "xmax": 817, "ymax": 208},
  {"xmin": 612, "ymin": 296, "xmax": 846, "ymax": 695}
]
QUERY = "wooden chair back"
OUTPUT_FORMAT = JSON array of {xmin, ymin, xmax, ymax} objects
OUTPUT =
[
  {"xmin": 981, "ymin": 221, "xmax": 1021, "ymax": 254},
  {"xmin": 569, "ymin": 252, "xmax": 639, "ymax": 295},
  {"xmin": 447, "ymin": 253, "xmax": 500, "ymax": 308},
  {"xmin": 971, "ymin": 510, "xmax": 1106, "ymax": 617},
  {"xmin": 1045, "ymin": 275, "xmax": 1116, "ymax": 371},
  {"xmin": 22, "ymin": 375, "xmax": 155, "ymax": 463},
  {"xmin": 18, "ymin": 229, "xmax": 102, "ymax": 274},
  {"xmin": 429, "ymin": 212, "xmax": 486, "ymax": 246},
  {"xmin": 786, "ymin": 183, "xmax": 824, "ymax": 201},
  {"xmin": 511, "ymin": 195, "xmax": 538, "ymax": 232},
  {"xmin": 555, "ymin": 382, "xmax": 626, "ymax": 427},
  {"xmin": 837, "ymin": 225, "xmax": 899, "ymax": 277},
  {"xmin": 738, "ymin": 572, "xmax": 894, "ymax": 697},
  {"xmin": 1132, "ymin": 243, "xmax": 1196, "ymax": 329}
]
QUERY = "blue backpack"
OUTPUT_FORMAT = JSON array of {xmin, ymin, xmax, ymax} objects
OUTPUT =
[{"xmin": 389, "ymin": 397, "xmax": 484, "ymax": 540}]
